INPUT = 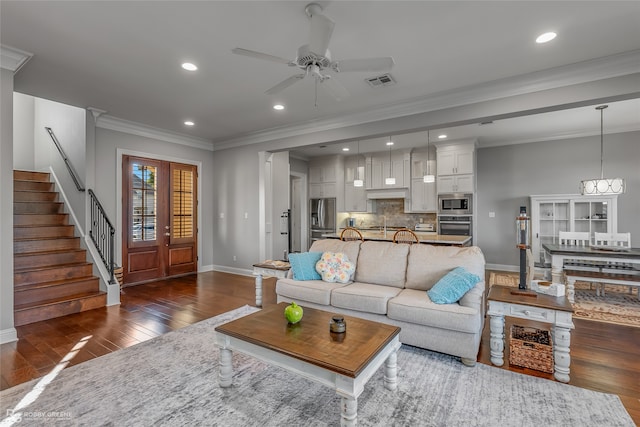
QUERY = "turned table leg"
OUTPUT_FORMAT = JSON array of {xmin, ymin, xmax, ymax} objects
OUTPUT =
[
  {"xmin": 254, "ymin": 274, "xmax": 263, "ymax": 307},
  {"xmin": 383, "ymin": 350, "xmax": 398, "ymax": 391},
  {"xmin": 218, "ymin": 347, "xmax": 233, "ymax": 388},
  {"xmin": 489, "ymin": 314, "xmax": 505, "ymax": 367},
  {"xmin": 340, "ymin": 396, "xmax": 357, "ymax": 427},
  {"xmin": 553, "ymin": 325, "xmax": 571, "ymax": 383}
]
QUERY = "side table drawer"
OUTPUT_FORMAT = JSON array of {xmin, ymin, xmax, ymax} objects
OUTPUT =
[{"xmin": 510, "ymin": 305, "xmax": 553, "ymax": 322}]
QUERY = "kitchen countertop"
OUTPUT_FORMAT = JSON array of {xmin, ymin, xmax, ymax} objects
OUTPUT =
[{"xmin": 322, "ymin": 230, "xmax": 472, "ymax": 246}]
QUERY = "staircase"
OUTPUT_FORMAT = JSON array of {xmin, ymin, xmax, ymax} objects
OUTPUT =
[{"xmin": 13, "ymin": 170, "xmax": 106, "ymax": 326}]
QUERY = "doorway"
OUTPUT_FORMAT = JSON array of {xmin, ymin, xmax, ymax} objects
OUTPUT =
[{"xmin": 122, "ymin": 155, "xmax": 198, "ymax": 284}]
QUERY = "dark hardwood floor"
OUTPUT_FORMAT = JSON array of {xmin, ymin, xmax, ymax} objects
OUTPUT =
[{"xmin": 1, "ymin": 271, "xmax": 639, "ymax": 424}]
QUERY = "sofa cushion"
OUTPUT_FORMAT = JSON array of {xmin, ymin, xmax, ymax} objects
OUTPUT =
[
  {"xmin": 405, "ymin": 245, "xmax": 485, "ymax": 291},
  {"xmin": 331, "ymin": 282, "xmax": 402, "ymax": 314},
  {"xmin": 276, "ymin": 278, "xmax": 348, "ymax": 306},
  {"xmin": 309, "ymin": 240, "xmax": 362, "ymax": 279},
  {"xmin": 388, "ymin": 289, "xmax": 480, "ymax": 334},
  {"xmin": 288, "ymin": 252, "xmax": 323, "ymax": 281},
  {"xmin": 316, "ymin": 252, "xmax": 355, "ymax": 284},
  {"xmin": 427, "ymin": 267, "xmax": 481, "ymax": 304},
  {"xmin": 354, "ymin": 241, "xmax": 409, "ymax": 288}
]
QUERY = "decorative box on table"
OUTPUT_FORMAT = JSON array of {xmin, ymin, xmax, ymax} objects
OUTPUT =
[{"xmin": 509, "ymin": 325, "xmax": 553, "ymax": 373}]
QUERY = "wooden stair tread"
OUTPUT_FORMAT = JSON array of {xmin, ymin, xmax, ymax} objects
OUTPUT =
[
  {"xmin": 14, "ymin": 261, "xmax": 93, "ymax": 274},
  {"xmin": 14, "ymin": 248, "xmax": 85, "ymax": 257},
  {"xmin": 14, "ymin": 236, "xmax": 78, "ymax": 241},
  {"xmin": 15, "ymin": 275, "xmax": 98, "ymax": 291},
  {"xmin": 14, "ymin": 291, "xmax": 107, "ymax": 311}
]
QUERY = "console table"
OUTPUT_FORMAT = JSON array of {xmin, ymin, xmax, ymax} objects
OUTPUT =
[
  {"xmin": 252, "ymin": 261, "xmax": 290, "ymax": 307},
  {"xmin": 487, "ymin": 285, "xmax": 574, "ymax": 383}
]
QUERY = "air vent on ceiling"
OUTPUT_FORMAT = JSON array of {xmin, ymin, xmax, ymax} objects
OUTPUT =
[{"xmin": 365, "ymin": 73, "xmax": 396, "ymax": 88}]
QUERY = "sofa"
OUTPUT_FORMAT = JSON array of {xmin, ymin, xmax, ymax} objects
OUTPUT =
[{"xmin": 276, "ymin": 239, "xmax": 486, "ymax": 366}]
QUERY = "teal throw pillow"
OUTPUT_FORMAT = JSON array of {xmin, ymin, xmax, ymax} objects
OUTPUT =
[
  {"xmin": 427, "ymin": 267, "xmax": 481, "ymax": 304},
  {"xmin": 288, "ymin": 252, "xmax": 323, "ymax": 281}
]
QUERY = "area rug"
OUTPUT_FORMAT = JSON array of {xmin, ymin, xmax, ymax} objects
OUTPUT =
[
  {"xmin": 0, "ymin": 306, "xmax": 634, "ymax": 426},
  {"xmin": 489, "ymin": 272, "xmax": 640, "ymax": 328}
]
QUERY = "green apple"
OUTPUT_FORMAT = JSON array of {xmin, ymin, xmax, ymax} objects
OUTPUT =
[{"xmin": 284, "ymin": 302, "xmax": 303, "ymax": 324}]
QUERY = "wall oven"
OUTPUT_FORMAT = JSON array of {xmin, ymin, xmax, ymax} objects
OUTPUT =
[
  {"xmin": 438, "ymin": 215, "xmax": 472, "ymax": 242},
  {"xmin": 438, "ymin": 193, "xmax": 472, "ymax": 215}
]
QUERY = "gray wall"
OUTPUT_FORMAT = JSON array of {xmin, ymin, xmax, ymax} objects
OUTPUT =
[
  {"xmin": 477, "ymin": 131, "xmax": 640, "ymax": 267},
  {"xmin": 1, "ymin": 68, "xmax": 15, "ymax": 340},
  {"xmin": 94, "ymin": 127, "xmax": 215, "ymax": 269}
]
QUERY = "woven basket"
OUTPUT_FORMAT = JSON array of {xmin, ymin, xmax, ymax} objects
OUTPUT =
[{"xmin": 509, "ymin": 325, "xmax": 553, "ymax": 373}]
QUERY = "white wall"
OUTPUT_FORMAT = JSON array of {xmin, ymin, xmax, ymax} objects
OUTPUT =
[
  {"xmin": 0, "ymin": 68, "xmax": 16, "ymax": 342},
  {"xmin": 94, "ymin": 127, "xmax": 215, "ymax": 270},
  {"xmin": 476, "ymin": 131, "xmax": 640, "ymax": 267},
  {"xmin": 33, "ymin": 98, "xmax": 87, "ymax": 229},
  {"xmin": 13, "ymin": 92, "xmax": 34, "ymax": 170}
]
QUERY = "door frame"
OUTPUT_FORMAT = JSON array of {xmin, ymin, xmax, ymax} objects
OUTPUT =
[
  {"xmin": 290, "ymin": 170, "xmax": 308, "ymax": 252},
  {"xmin": 116, "ymin": 148, "xmax": 202, "ymax": 274}
]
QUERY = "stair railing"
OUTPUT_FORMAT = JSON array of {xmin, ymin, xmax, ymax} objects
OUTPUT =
[
  {"xmin": 45, "ymin": 127, "xmax": 85, "ymax": 192},
  {"xmin": 88, "ymin": 189, "xmax": 117, "ymax": 284}
]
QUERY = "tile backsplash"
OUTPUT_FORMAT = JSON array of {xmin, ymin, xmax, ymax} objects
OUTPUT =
[{"xmin": 339, "ymin": 199, "xmax": 436, "ymax": 230}]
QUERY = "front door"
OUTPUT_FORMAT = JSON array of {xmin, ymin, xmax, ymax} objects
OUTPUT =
[{"xmin": 122, "ymin": 156, "xmax": 198, "ymax": 284}]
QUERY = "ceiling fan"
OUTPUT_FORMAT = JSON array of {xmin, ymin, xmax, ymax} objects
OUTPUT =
[{"xmin": 232, "ymin": 2, "xmax": 395, "ymax": 102}]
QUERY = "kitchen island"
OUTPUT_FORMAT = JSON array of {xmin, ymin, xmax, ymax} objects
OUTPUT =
[{"xmin": 322, "ymin": 230, "xmax": 472, "ymax": 246}]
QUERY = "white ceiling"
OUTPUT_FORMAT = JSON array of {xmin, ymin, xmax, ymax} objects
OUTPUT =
[{"xmin": 2, "ymin": 1, "xmax": 640, "ymax": 149}]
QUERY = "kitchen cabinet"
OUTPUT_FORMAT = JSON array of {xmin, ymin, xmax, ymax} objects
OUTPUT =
[
  {"xmin": 530, "ymin": 194, "xmax": 618, "ymax": 265},
  {"xmin": 343, "ymin": 155, "xmax": 368, "ymax": 212},
  {"xmin": 410, "ymin": 178, "xmax": 437, "ymax": 212},
  {"xmin": 309, "ymin": 156, "xmax": 343, "ymax": 204},
  {"xmin": 437, "ymin": 175, "xmax": 473, "ymax": 193},
  {"xmin": 366, "ymin": 151, "xmax": 410, "ymax": 190},
  {"xmin": 436, "ymin": 145, "xmax": 474, "ymax": 175}
]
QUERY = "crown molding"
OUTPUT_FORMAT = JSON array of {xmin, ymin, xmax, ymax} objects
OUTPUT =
[
  {"xmin": 214, "ymin": 50, "xmax": 640, "ymax": 151},
  {"xmin": 97, "ymin": 115, "xmax": 214, "ymax": 151},
  {"xmin": 480, "ymin": 125, "xmax": 640, "ymax": 148},
  {"xmin": 0, "ymin": 44, "xmax": 33, "ymax": 73}
]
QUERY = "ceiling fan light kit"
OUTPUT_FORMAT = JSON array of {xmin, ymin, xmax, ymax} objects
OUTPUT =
[
  {"xmin": 231, "ymin": 2, "xmax": 394, "ymax": 103},
  {"xmin": 579, "ymin": 105, "xmax": 626, "ymax": 195}
]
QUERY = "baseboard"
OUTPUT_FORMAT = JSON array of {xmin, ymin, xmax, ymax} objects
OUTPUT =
[
  {"xmin": 0, "ymin": 328, "xmax": 18, "ymax": 344},
  {"xmin": 211, "ymin": 265, "xmax": 253, "ymax": 277},
  {"xmin": 486, "ymin": 263, "xmax": 518, "ymax": 272},
  {"xmin": 199, "ymin": 264, "xmax": 214, "ymax": 273}
]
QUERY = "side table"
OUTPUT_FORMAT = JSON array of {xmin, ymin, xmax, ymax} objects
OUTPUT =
[
  {"xmin": 252, "ymin": 261, "xmax": 290, "ymax": 307},
  {"xmin": 487, "ymin": 285, "xmax": 574, "ymax": 383}
]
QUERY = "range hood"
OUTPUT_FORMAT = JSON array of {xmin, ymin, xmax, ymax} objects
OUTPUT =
[{"xmin": 366, "ymin": 189, "xmax": 409, "ymax": 199}]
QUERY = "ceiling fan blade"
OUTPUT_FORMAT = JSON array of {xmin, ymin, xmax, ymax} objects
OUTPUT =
[
  {"xmin": 232, "ymin": 47, "xmax": 294, "ymax": 65},
  {"xmin": 320, "ymin": 76, "xmax": 350, "ymax": 102},
  {"xmin": 332, "ymin": 57, "xmax": 395, "ymax": 72},
  {"xmin": 265, "ymin": 74, "xmax": 306, "ymax": 95},
  {"xmin": 308, "ymin": 13, "xmax": 335, "ymax": 56}
]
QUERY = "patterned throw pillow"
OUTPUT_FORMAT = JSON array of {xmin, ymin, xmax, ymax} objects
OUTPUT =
[
  {"xmin": 288, "ymin": 252, "xmax": 323, "ymax": 281},
  {"xmin": 315, "ymin": 252, "xmax": 355, "ymax": 284},
  {"xmin": 427, "ymin": 266, "xmax": 481, "ymax": 304}
]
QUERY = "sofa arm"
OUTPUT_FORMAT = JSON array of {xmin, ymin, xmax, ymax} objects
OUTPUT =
[{"xmin": 459, "ymin": 281, "xmax": 486, "ymax": 316}]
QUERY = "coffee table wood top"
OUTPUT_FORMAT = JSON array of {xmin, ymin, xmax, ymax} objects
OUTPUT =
[
  {"xmin": 487, "ymin": 285, "xmax": 573, "ymax": 312},
  {"xmin": 215, "ymin": 303, "xmax": 400, "ymax": 378}
]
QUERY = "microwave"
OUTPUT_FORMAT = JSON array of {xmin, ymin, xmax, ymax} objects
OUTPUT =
[{"xmin": 438, "ymin": 193, "xmax": 472, "ymax": 215}]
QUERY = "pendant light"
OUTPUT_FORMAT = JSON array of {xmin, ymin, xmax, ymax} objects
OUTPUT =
[
  {"xmin": 354, "ymin": 140, "xmax": 364, "ymax": 187},
  {"xmin": 579, "ymin": 105, "xmax": 625, "ymax": 195},
  {"xmin": 385, "ymin": 137, "xmax": 396, "ymax": 185},
  {"xmin": 423, "ymin": 130, "xmax": 435, "ymax": 183}
]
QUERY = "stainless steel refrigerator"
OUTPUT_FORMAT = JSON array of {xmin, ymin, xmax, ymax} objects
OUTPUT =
[{"xmin": 309, "ymin": 198, "xmax": 336, "ymax": 247}]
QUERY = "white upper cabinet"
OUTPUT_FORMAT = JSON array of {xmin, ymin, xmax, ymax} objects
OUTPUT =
[
  {"xmin": 366, "ymin": 151, "xmax": 410, "ymax": 190},
  {"xmin": 435, "ymin": 140, "xmax": 476, "ymax": 194}
]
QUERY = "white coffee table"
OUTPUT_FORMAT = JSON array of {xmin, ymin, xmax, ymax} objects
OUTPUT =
[{"xmin": 215, "ymin": 303, "xmax": 401, "ymax": 426}]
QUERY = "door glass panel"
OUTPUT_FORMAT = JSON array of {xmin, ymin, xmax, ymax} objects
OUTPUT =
[
  {"xmin": 172, "ymin": 168, "xmax": 194, "ymax": 239},
  {"xmin": 132, "ymin": 163, "xmax": 157, "ymax": 242}
]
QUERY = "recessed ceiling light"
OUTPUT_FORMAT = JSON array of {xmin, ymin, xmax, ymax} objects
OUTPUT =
[
  {"xmin": 536, "ymin": 32, "xmax": 557, "ymax": 44},
  {"xmin": 184, "ymin": 121, "xmax": 194, "ymax": 126},
  {"xmin": 438, "ymin": 134, "xmax": 447, "ymax": 139},
  {"xmin": 342, "ymin": 147, "xmax": 349, "ymax": 152},
  {"xmin": 386, "ymin": 141, "xmax": 394, "ymax": 146},
  {"xmin": 273, "ymin": 104, "xmax": 285, "ymax": 110},
  {"xmin": 181, "ymin": 62, "xmax": 198, "ymax": 71}
]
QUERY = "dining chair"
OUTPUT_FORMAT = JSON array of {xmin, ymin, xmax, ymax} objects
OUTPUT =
[
  {"xmin": 340, "ymin": 227, "xmax": 364, "ymax": 242},
  {"xmin": 558, "ymin": 231, "xmax": 591, "ymax": 246},
  {"xmin": 393, "ymin": 228, "xmax": 420, "ymax": 245},
  {"xmin": 593, "ymin": 232, "xmax": 632, "ymax": 296}
]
